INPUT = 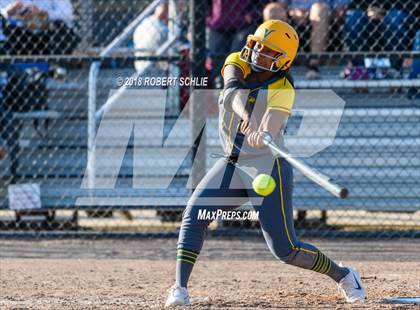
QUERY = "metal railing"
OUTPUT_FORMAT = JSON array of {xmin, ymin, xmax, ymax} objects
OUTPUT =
[{"xmin": 87, "ymin": 0, "xmax": 176, "ymax": 189}]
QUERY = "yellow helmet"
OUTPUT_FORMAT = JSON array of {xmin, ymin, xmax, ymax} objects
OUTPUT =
[{"xmin": 240, "ymin": 20, "xmax": 299, "ymax": 72}]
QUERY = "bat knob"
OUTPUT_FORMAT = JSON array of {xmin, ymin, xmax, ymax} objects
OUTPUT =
[
  {"xmin": 340, "ymin": 187, "xmax": 349, "ymax": 199},
  {"xmin": 262, "ymin": 132, "xmax": 273, "ymax": 145}
]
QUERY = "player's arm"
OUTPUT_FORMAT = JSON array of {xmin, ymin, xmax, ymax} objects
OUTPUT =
[
  {"xmin": 247, "ymin": 85, "xmax": 294, "ymax": 148},
  {"xmin": 222, "ymin": 64, "xmax": 248, "ymax": 118},
  {"xmin": 247, "ymin": 109, "xmax": 289, "ymax": 148},
  {"xmin": 222, "ymin": 65, "xmax": 256, "ymax": 132}
]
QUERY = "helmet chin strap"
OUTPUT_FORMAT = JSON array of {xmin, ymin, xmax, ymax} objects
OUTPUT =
[{"xmin": 251, "ymin": 64, "xmax": 264, "ymax": 72}]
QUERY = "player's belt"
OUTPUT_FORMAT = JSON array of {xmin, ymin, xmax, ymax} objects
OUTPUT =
[{"xmin": 227, "ymin": 154, "xmax": 239, "ymax": 164}]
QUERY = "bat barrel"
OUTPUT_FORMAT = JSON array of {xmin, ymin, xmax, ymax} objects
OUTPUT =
[{"xmin": 262, "ymin": 132, "xmax": 349, "ymax": 199}]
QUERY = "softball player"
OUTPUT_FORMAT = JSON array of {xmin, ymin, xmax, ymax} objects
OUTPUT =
[{"xmin": 166, "ymin": 20, "xmax": 366, "ymax": 307}]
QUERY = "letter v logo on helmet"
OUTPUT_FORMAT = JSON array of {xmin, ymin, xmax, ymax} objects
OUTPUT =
[{"xmin": 264, "ymin": 28, "xmax": 275, "ymax": 38}]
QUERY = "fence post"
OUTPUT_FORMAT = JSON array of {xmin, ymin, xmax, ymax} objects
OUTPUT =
[
  {"xmin": 168, "ymin": 0, "xmax": 180, "ymax": 114},
  {"xmin": 189, "ymin": 0, "xmax": 207, "ymax": 188}
]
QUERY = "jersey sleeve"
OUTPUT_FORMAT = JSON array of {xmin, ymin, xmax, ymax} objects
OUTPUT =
[
  {"xmin": 267, "ymin": 78, "xmax": 295, "ymax": 115},
  {"xmin": 221, "ymin": 52, "xmax": 251, "ymax": 79}
]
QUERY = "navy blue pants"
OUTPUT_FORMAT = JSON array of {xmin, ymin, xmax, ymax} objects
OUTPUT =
[{"xmin": 177, "ymin": 153, "xmax": 320, "ymax": 266}]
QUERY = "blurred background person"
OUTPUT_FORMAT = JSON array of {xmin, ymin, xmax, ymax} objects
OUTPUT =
[
  {"xmin": 272, "ymin": 0, "xmax": 349, "ymax": 79},
  {"xmin": 342, "ymin": 0, "xmax": 417, "ymax": 80},
  {"xmin": 288, "ymin": 0, "xmax": 331, "ymax": 79},
  {"xmin": 263, "ymin": 2, "xmax": 288, "ymax": 22},
  {"xmin": 407, "ymin": 30, "xmax": 420, "ymax": 101},
  {"xmin": 0, "ymin": 86, "xmax": 14, "ymax": 161},
  {"xmin": 0, "ymin": 146, "xmax": 5, "ymax": 160},
  {"xmin": 206, "ymin": 0, "xmax": 271, "ymax": 88},
  {"xmin": 0, "ymin": 0, "xmax": 79, "ymax": 175},
  {"xmin": 133, "ymin": 1, "xmax": 169, "ymax": 73},
  {"xmin": 0, "ymin": 0, "xmax": 78, "ymax": 55}
]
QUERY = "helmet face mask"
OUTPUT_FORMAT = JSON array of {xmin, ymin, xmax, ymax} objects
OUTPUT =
[{"xmin": 240, "ymin": 40, "xmax": 287, "ymax": 72}]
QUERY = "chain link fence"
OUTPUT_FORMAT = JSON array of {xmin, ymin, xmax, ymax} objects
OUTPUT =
[{"xmin": 0, "ymin": 0, "xmax": 419, "ymax": 238}]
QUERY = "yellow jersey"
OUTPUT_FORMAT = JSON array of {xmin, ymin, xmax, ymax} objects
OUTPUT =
[{"xmin": 218, "ymin": 52, "xmax": 295, "ymax": 156}]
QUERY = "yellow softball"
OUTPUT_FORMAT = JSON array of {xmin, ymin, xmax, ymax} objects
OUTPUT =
[{"xmin": 252, "ymin": 174, "xmax": 276, "ymax": 196}]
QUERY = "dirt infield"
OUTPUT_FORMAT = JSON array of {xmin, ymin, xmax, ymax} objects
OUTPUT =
[{"xmin": 1, "ymin": 238, "xmax": 419, "ymax": 309}]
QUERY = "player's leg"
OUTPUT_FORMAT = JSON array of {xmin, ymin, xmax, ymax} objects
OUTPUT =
[
  {"xmin": 167, "ymin": 157, "xmax": 248, "ymax": 304},
  {"xmin": 176, "ymin": 157, "xmax": 248, "ymax": 287},
  {"xmin": 247, "ymin": 157, "xmax": 366, "ymax": 302},
  {"xmin": 243, "ymin": 156, "xmax": 348, "ymax": 279}
]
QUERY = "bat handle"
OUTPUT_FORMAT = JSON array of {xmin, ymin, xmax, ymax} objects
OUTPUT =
[{"xmin": 262, "ymin": 131, "xmax": 273, "ymax": 145}]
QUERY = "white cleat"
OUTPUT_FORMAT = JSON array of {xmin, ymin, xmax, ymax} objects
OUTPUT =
[
  {"xmin": 337, "ymin": 265, "xmax": 366, "ymax": 303},
  {"xmin": 165, "ymin": 284, "xmax": 190, "ymax": 307}
]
